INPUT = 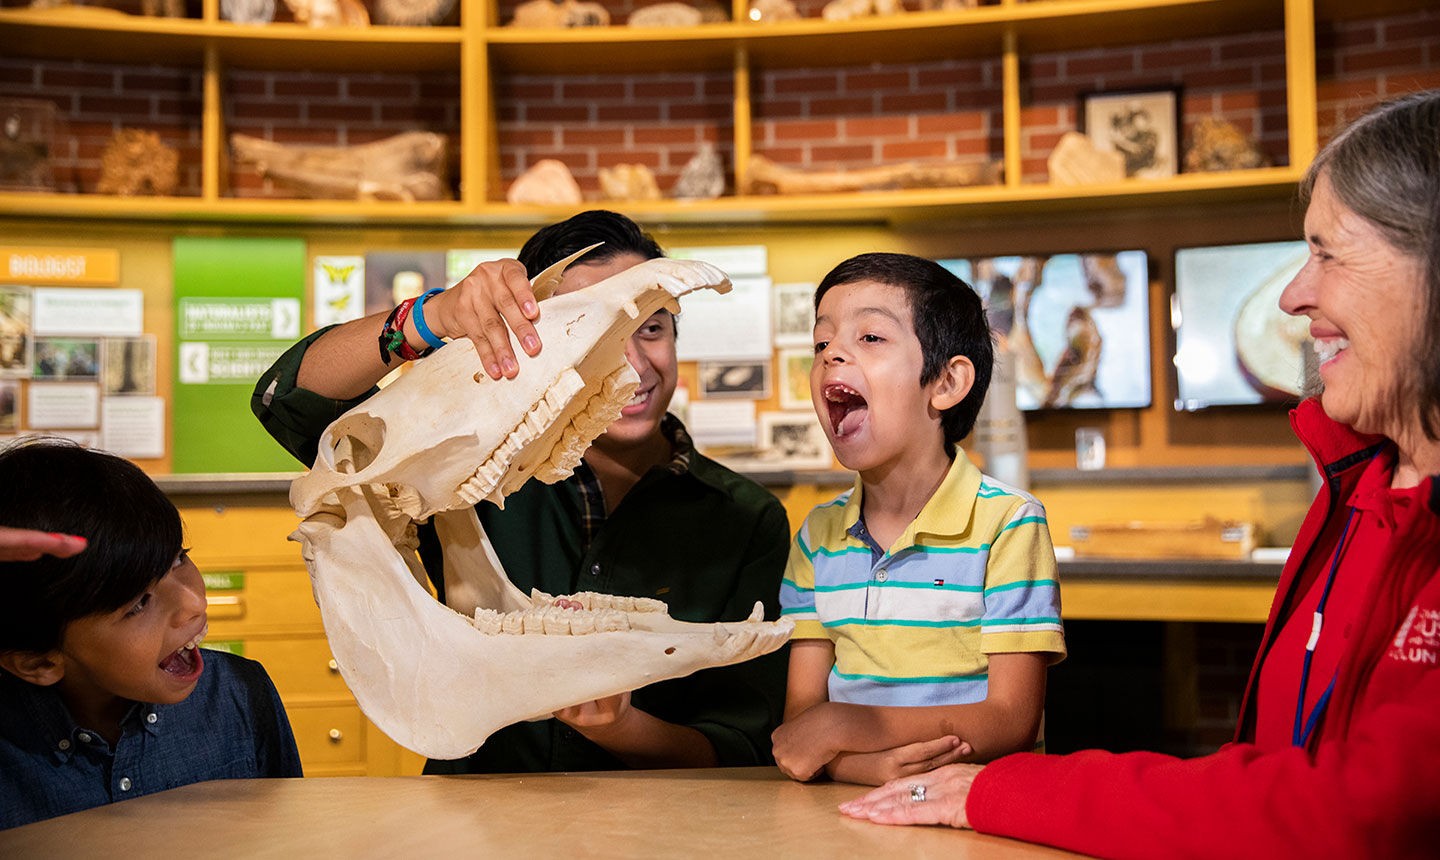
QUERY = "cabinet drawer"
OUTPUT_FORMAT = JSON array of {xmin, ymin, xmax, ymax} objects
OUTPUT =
[
  {"xmin": 239, "ymin": 637, "xmax": 351, "ymax": 698},
  {"xmin": 288, "ymin": 705, "xmax": 365, "ymax": 766},
  {"xmin": 203, "ymin": 567, "xmax": 323, "ymax": 636},
  {"xmin": 178, "ymin": 504, "xmax": 305, "ymax": 564}
]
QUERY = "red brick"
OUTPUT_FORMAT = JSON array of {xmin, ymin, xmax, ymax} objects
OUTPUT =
[
  {"xmin": 1065, "ymin": 53, "xmax": 1136, "ymax": 77},
  {"xmin": 843, "ymin": 116, "xmax": 907, "ymax": 138},
  {"xmin": 773, "ymin": 118, "xmax": 839, "ymax": 140},
  {"xmin": 227, "ymin": 76, "xmax": 270, "ymax": 97},
  {"xmin": 528, "ymin": 104, "xmax": 594, "ymax": 122},
  {"xmin": 1212, "ymin": 114, "xmax": 1255, "ymax": 135},
  {"xmin": 845, "ymin": 70, "xmax": 910, "ymax": 91},
  {"xmin": 268, "ymin": 127, "xmax": 342, "ymax": 144},
  {"xmin": 1258, "ymin": 61, "xmax": 1287, "ymax": 85},
  {"xmin": 633, "ymin": 126, "xmax": 699, "ymax": 144},
  {"xmin": 500, "ymin": 126, "xmax": 557, "ymax": 145},
  {"xmin": 1141, "ymin": 46, "xmax": 1214, "ymax": 71},
  {"xmin": 699, "ymin": 125, "xmax": 727, "ymax": 143},
  {"xmin": 563, "ymin": 127, "xmax": 627, "ymax": 145},
  {"xmin": 771, "ymin": 72, "xmax": 842, "ymax": 96},
  {"xmin": 803, "ymin": 96, "xmax": 868, "ymax": 117},
  {"xmin": 880, "ymin": 92, "xmax": 948, "ymax": 113},
  {"xmin": 379, "ymin": 104, "xmax": 427, "ymax": 123},
  {"xmin": 669, "ymin": 102, "xmax": 730, "ymax": 121},
  {"xmin": 757, "ymin": 146, "xmax": 804, "ymax": 164},
  {"xmin": 916, "ymin": 64, "xmax": 984, "ymax": 88},
  {"xmin": 121, "ymin": 71, "xmax": 193, "ymax": 92},
  {"xmin": 1343, "ymin": 45, "xmax": 1426, "ymax": 75},
  {"xmin": 348, "ymin": 79, "xmax": 418, "ymax": 100},
  {"xmin": 633, "ymin": 80, "xmax": 700, "ymax": 99},
  {"xmin": 703, "ymin": 78, "xmax": 734, "ymax": 99},
  {"xmin": 1020, "ymin": 105, "xmax": 1059, "ymax": 128},
  {"xmin": 810, "ymin": 144, "xmax": 872, "ymax": 162},
  {"xmin": 78, "ymin": 95, "xmax": 150, "ymax": 116},
  {"xmin": 1188, "ymin": 66, "xmax": 1257, "ymax": 88},
  {"xmin": 952, "ymin": 137, "xmax": 991, "ymax": 157},
  {"xmin": 1029, "ymin": 83, "xmax": 1083, "ymax": 104},
  {"xmin": 917, "ymin": 112, "xmax": 986, "ymax": 135},
  {"xmin": 882, "ymin": 140, "xmax": 946, "ymax": 160},
  {"xmin": 1384, "ymin": 15, "xmax": 1440, "ymax": 45},
  {"xmin": 1027, "ymin": 59, "xmax": 1059, "ymax": 82},
  {"xmin": 597, "ymin": 150, "xmax": 661, "ymax": 168},
  {"xmin": 1316, "ymin": 78, "xmax": 1381, "ymax": 104},
  {"xmin": 41, "ymin": 68, "xmax": 116, "ymax": 90},
  {"xmin": 560, "ymin": 81, "xmax": 622, "ymax": 100},
  {"xmin": 1218, "ymin": 90, "xmax": 1260, "ymax": 112},
  {"xmin": 499, "ymin": 81, "xmax": 557, "ymax": 99},
  {"xmin": 153, "ymin": 97, "xmax": 201, "ymax": 119},
  {"xmin": 273, "ymin": 78, "xmax": 342, "ymax": 98},
  {"xmin": 1323, "ymin": 21, "xmax": 1380, "ymax": 50},
  {"xmin": 1024, "ymin": 130, "xmax": 1066, "ymax": 154},
  {"xmin": 1219, "ymin": 34, "xmax": 1286, "ymax": 62},
  {"xmin": 597, "ymin": 104, "xmax": 662, "ymax": 121},
  {"xmin": 0, "ymin": 65, "xmax": 37, "ymax": 86},
  {"xmin": 307, "ymin": 102, "xmax": 375, "ymax": 122},
  {"xmin": 420, "ymin": 78, "xmax": 461, "ymax": 99},
  {"xmin": 1387, "ymin": 70, "xmax": 1440, "ymax": 94}
]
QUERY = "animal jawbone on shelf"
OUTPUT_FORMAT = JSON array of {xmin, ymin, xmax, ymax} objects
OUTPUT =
[{"xmin": 288, "ymin": 258, "xmax": 795, "ymax": 759}]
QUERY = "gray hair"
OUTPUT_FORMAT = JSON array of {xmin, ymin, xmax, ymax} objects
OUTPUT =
[{"xmin": 1299, "ymin": 90, "xmax": 1440, "ymax": 436}]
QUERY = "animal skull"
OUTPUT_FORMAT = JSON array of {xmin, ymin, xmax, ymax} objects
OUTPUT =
[{"xmin": 290, "ymin": 257, "xmax": 795, "ymax": 759}]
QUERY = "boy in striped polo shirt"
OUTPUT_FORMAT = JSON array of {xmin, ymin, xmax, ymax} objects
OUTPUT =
[{"xmin": 772, "ymin": 253, "xmax": 1065, "ymax": 786}]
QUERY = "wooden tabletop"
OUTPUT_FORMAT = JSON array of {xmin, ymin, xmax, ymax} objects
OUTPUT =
[{"xmin": 0, "ymin": 767, "xmax": 1081, "ymax": 859}]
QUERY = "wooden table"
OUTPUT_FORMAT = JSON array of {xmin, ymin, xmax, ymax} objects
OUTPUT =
[{"xmin": 1, "ymin": 767, "xmax": 1081, "ymax": 859}]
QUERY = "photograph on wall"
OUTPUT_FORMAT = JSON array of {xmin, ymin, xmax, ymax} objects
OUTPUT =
[
  {"xmin": 33, "ymin": 337, "xmax": 100, "ymax": 382},
  {"xmin": 772, "ymin": 282, "xmax": 817, "ymax": 347},
  {"xmin": 941, "ymin": 251, "xmax": 1151, "ymax": 411},
  {"xmin": 102, "ymin": 335, "xmax": 157, "ymax": 396},
  {"xmin": 777, "ymin": 348, "xmax": 815, "ymax": 411},
  {"xmin": 365, "ymin": 251, "xmax": 447, "ymax": 317},
  {"xmin": 0, "ymin": 379, "xmax": 18, "ymax": 433},
  {"xmin": 700, "ymin": 360, "xmax": 770, "ymax": 400},
  {"xmin": 1172, "ymin": 240, "xmax": 1310, "ymax": 411},
  {"xmin": 314, "ymin": 256, "xmax": 365, "ymax": 328},
  {"xmin": 758, "ymin": 411, "xmax": 832, "ymax": 470},
  {"xmin": 27, "ymin": 382, "xmax": 100, "ymax": 429},
  {"xmin": 0, "ymin": 285, "xmax": 32, "ymax": 378},
  {"xmin": 447, "ymin": 249, "xmax": 522, "ymax": 285},
  {"xmin": 1081, "ymin": 88, "xmax": 1180, "ymax": 179}
]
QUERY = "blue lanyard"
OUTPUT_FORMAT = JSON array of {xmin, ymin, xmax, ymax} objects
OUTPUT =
[{"xmin": 1291, "ymin": 505, "xmax": 1358, "ymax": 748}]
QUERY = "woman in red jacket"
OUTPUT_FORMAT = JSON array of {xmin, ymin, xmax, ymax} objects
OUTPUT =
[{"xmin": 840, "ymin": 89, "xmax": 1440, "ymax": 859}]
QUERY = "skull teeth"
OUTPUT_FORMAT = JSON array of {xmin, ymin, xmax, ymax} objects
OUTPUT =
[{"xmin": 471, "ymin": 606, "xmax": 634, "ymax": 636}]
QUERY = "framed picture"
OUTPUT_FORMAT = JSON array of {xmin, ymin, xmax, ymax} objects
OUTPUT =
[
  {"xmin": 758, "ymin": 411, "xmax": 832, "ymax": 470},
  {"xmin": 772, "ymin": 282, "xmax": 816, "ymax": 347},
  {"xmin": 0, "ymin": 379, "xmax": 18, "ymax": 433},
  {"xmin": 33, "ymin": 338, "xmax": 100, "ymax": 382},
  {"xmin": 699, "ymin": 360, "xmax": 770, "ymax": 400},
  {"xmin": 777, "ymin": 347, "xmax": 814, "ymax": 411},
  {"xmin": 1080, "ymin": 87, "xmax": 1180, "ymax": 179},
  {"xmin": 0, "ymin": 285, "xmax": 33, "ymax": 378},
  {"xmin": 102, "ymin": 335, "xmax": 158, "ymax": 396}
]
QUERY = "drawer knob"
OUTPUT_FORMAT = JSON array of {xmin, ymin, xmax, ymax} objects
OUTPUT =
[
  {"xmin": 328, "ymin": 729, "xmax": 344, "ymax": 743},
  {"xmin": 327, "ymin": 659, "xmax": 339, "ymax": 673}
]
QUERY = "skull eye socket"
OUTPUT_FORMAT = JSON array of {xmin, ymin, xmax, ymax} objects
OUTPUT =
[{"xmin": 325, "ymin": 413, "xmax": 387, "ymax": 475}]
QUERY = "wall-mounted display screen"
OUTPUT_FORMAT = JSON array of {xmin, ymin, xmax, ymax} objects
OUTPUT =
[
  {"xmin": 1172, "ymin": 241, "xmax": 1310, "ymax": 411},
  {"xmin": 940, "ymin": 251, "xmax": 1151, "ymax": 411}
]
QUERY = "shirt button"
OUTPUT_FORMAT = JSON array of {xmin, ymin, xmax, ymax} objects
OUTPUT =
[
  {"xmin": 876, "ymin": 569, "xmax": 888, "ymax": 582},
  {"xmin": 146, "ymin": 713, "xmax": 158, "ymax": 724},
  {"xmin": 77, "ymin": 732, "xmax": 92, "ymax": 744},
  {"xmin": 119, "ymin": 778, "xmax": 132, "ymax": 792},
  {"xmin": 590, "ymin": 563, "xmax": 601, "ymax": 576},
  {"xmin": 58, "ymin": 739, "xmax": 71, "ymax": 751}
]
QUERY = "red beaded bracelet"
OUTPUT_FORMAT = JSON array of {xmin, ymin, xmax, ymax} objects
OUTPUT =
[{"xmin": 377, "ymin": 295, "xmax": 433, "ymax": 365}]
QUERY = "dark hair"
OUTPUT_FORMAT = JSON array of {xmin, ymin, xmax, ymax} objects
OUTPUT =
[
  {"xmin": 516, "ymin": 210, "xmax": 665, "ymax": 279},
  {"xmin": 1299, "ymin": 90, "xmax": 1440, "ymax": 438},
  {"xmin": 814, "ymin": 253, "xmax": 994, "ymax": 456},
  {"xmin": 0, "ymin": 440, "xmax": 184, "ymax": 654}
]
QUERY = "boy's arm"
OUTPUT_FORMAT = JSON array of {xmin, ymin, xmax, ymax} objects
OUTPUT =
[
  {"xmin": 779, "ymin": 651, "xmax": 1049, "ymax": 774},
  {"xmin": 783, "ymin": 639, "xmax": 834, "ymax": 721}
]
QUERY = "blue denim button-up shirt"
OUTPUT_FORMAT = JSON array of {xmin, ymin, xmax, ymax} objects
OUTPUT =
[{"xmin": 1, "ymin": 649, "xmax": 302, "ymax": 829}]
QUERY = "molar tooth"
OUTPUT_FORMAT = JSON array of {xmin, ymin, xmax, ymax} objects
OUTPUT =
[
  {"xmin": 596, "ymin": 610, "xmax": 630, "ymax": 633},
  {"xmin": 522, "ymin": 609, "xmax": 545, "ymax": 634},
  {"xmin": 501, "ymin": 611, "xmax": 524, "ymax": 635},
  {"xmin": 472, "ymin": 608, "xmax": 502, "ymax": 635},
  {"xmin": 530, "ymin": 588, "xmax": 555, "ymax": 606},
  {"xmin": 542, "ymin": 607, "xmax": 572, "ymax": 635},
  {"xmin": 569, "ymin": 612, "xmax": 596, "ymax": 635},
  {"xmin": 634, "ymin": 597, "xmax": 667, "ymax": 613}
]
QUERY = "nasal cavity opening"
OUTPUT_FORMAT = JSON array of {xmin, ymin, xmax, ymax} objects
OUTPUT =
[{"xmin": 326, "ymin": 413, "xmax": 386, "ymax": 475}]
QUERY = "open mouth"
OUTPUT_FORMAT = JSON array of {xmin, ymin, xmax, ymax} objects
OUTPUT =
[
  {"xmin": 620, "ymin": 385, "xmax": 652, "ymax": 416},
  {"xmin": 1314, "ymin": 337, "xmax": 1349, "ymax": 366},
  {"xmin": 159, "ymin": 622, "xmax": 208, "ymax": 679},
  {"xmin": 823, "ymin": 383, "xmax": 869, "ymax": 439}
]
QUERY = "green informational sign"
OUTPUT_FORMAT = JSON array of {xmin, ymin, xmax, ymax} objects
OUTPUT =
[{"xmin": 172, "ymin": 238, "xmax": 306, "ymax": 474}]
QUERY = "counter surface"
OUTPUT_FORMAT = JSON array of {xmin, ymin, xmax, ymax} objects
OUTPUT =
[{"xmin": 0, "ymin": 767, "xmax": 1081, "ymax": 858}]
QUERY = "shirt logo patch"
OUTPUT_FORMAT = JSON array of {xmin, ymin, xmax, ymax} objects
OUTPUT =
[
  {"xmin": 1388, "ymin": 605, "xmax": 1440, "ymax": 666},
  {"xmin": 933, "ymin": 579, "xmax": 945, "ymax": 587}
]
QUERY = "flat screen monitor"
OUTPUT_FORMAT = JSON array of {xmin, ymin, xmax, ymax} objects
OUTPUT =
[
  {"xmin": 1172, "ymin": 241, "xmax": 1310, "ymax": 411},
  {"xmin": 940, "ymin": 251, "xmax": 1151, "ymax": 411}
]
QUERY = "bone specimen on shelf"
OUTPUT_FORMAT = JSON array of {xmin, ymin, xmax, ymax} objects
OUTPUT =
[
  {"xmin": 290, "ymin": 256, "xmax": 794, "ymax": 759},
  {"xmin": 672, "ymin": 143, "xmax": 725, "ymax": 200},
  {"xmin": 96, "ymin": 129, "xmax": 178, "ymax": 197},
  {"xmin": 1183, "ymin": 117, "xmax": 1271, "ymax": 173},
  {"xmin": 627, "ymin": 1, "xmax": 702, "ymax": 26},
  {"xmin": 1046, "ymin": 131, "xmax": 1125, "ymax": 186},
  {"xmin": 140, "ymin": 0, "xmax": 185, "ymax": 16},
  {"xmin": 230, "ymin": 131, "xmax": 448, "ymax": 201},
  {"xmin": 599, "ymin": 163, "xmax": 662, "ymax": 201},
  {"xmin": 695, "ymin": 0, "xmax": 729, "ymax": 22},
  {"xmin": 746, "ymin": 154, "xmax": 1002, "ymax": 195},
  {"xmin": 919, "ymin": 0, "xmax": 977, "ymax": 9},
  {"xmin": 509, "ymin": 0, "xmax": 610, "ymax": 27},
  {"xmin": 221, "ymin": 0, "xmax": 276, "ymax": 24},
  {"xmin": 747, "ymin": 0, "xmax": 799, "ymax": 23},
  {"xmin": 373, "ymin": 0, "xmax": 456, "ymax": 25},
  {"xmin": 282, "ymin": 0, "xmax": 370, "ymax": 26},
  {"xmin": 506, "ymin": 159, "xmax": 584, "ymax": 206}
]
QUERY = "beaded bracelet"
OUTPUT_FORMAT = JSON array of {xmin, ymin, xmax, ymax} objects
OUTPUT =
[{"xmin": 377, "ymin": 295, "xmax": 432, "ymax": 365}]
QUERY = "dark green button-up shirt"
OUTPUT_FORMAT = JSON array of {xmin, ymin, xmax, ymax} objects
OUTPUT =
[{"xmin": 252, "ymin": 328, "xmax": 790, "ymax": 773}]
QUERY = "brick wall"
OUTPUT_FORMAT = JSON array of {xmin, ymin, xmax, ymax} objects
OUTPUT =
[{"xmin": 1315, "ymin": 9, "xmax": 1440, "ymax": 146}]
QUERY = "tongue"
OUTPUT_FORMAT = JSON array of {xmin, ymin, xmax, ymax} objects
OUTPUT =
[
  {"xmin": 837, "ymin": 406, "xmax": 867, "ymax": 437},
  {"xmin": 159, "ymin": 648, "xmax": 194, "ymax": 676}
]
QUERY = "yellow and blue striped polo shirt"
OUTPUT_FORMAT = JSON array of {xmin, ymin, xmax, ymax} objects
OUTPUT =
[{"xmin": 780, "ymin": 452, "xmax": 1065, "ymax": 706}]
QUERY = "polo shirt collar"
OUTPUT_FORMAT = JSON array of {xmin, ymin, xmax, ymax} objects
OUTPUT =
[
  {"xmin": 838, "ymin": 453, "xmax": 981, "ymax": 557},
  {"xmin": 0, "ymin": 671, "xmax": 164, "ymax": 763}
]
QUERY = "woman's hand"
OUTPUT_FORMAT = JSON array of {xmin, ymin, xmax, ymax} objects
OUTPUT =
[
  {"xmin": 837, "ymin": 762, "xmax": 984, "ymax": 829},
  {"xmin": 826, "ymin": 736, "xmax": 972, "ymax": 786},
  {"xmin": 423, "ymin": 259, "xmax": 541, "ymax": 380},
  {"xmin": 0, "ymin": 527, "xmax": 87, "ymax": 561}
]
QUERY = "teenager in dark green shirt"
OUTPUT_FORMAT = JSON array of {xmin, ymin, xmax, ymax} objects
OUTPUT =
[{"xmin": 253, "ymin": 211, "xmax": 789, "ymax": 773}]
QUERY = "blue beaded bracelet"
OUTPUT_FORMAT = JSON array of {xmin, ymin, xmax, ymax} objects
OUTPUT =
[{"xmin": 410, "ymin": 287, "xmax": 448, "ymax": 350}]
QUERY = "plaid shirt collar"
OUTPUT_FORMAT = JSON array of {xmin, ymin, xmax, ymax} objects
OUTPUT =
[{"xmin": 572, "ymin": 413, "xmax": 693, "ymax": 551}]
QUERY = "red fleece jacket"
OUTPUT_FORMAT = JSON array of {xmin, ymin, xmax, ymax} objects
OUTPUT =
[{"xmin": 965, "ymin": 399, "xmax": 1440, "ymax": 859}]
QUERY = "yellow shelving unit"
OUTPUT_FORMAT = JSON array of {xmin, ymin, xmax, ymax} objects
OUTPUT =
[{"xmin": 0, "ymin": 0, "xmax": 1332, "ymax": 225}]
